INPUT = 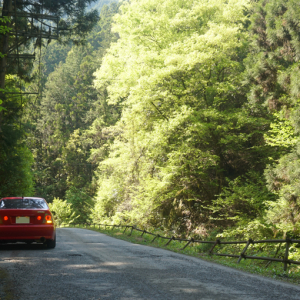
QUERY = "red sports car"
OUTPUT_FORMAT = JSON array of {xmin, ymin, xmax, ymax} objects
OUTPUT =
[{"xmin": 0, "ymin": 197, "xmax": 56, "ymax": 248}]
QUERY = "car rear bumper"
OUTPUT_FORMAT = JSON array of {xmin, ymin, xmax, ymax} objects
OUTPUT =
[{"xmin": 0, "ymin": 224, "xmax": 55, "ymax": 241}]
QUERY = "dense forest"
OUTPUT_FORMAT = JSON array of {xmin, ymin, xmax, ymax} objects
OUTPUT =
[{"xmin": 1, "ymin": 0, "xmax": 300, "ymax": 247}]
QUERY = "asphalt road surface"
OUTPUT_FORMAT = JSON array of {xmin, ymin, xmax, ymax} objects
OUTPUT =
[{"xmin": 0, "ymin": 228, "xmax": 300, "ymax": 300}]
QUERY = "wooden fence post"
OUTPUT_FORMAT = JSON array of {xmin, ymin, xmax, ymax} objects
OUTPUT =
[
  {"xmin": 237, "ymin": 239, "xmax": 253, "ymax": 263},
  {"xmin": 180, "ymin": 238, "xmax": 194, "ymax": 250},
  {"xmin": 129, "ymin": 226, "xmax": 134, "ymax": 236},
  {"xmin": 284, "ymin": 238, "xmax": 291, "ymax": 271},
  {"xmin": 165, "ymin": 236, "xmax": 175, "ymax": 246},
  {"xmin": 265, "ymin": 243, "xmax": 282, "ymax": 268},
  {"xmin": 151, "ymin": 234, "xmax": 159, "ymax": 243},
  {"xmin": 209, "ymin": 239, "xmax": 220, "ymax": 255}
]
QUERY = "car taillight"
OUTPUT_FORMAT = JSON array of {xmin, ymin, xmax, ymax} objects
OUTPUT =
[
  {"xmin": 37, "ymin": 216, "xmax": 42, "ymax": 221},
  {"xmin": 45, "ymin": 215, "xmax": 52, "ymax": 223},
  {"xmin": 3, "ymin": 216, "xmax": 8, "ymax": 221}
]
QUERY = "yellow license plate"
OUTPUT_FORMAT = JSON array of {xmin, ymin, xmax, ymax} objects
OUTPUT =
[{"xmin": 16, "ymin": 216, "xmax": 30, "ymax": 224}]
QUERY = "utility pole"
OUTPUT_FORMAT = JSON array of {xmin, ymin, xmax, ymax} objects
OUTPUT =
[{"xmin": 0, "ymin": 0, "xmax": 59, "ymax": 130}]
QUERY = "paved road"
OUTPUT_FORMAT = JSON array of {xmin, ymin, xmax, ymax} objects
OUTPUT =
[{"xmin": 0, "ymin": 228, "xmax": 299, "ymax": 299}]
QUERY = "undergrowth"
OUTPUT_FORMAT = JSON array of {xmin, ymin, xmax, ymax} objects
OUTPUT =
[{"xmin": 65, "ymin": 224, "xmax": 300, "ymax": 285}]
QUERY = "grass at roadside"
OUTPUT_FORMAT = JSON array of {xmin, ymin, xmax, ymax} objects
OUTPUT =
[{"xmin": 65, "ymin": 224, "xmax": 300, "ymax": 285}]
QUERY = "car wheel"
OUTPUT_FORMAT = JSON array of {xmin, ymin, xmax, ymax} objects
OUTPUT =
[{"xmin": 46, "ymin": 235, "xmax": 56, "ymax": 249}]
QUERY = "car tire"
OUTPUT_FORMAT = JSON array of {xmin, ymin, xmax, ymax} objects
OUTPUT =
[{"xmin": 46, "ymin": 235, "xmax": 56, "ymax": 249}]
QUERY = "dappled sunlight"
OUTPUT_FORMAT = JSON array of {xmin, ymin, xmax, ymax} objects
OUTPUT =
[
  {"xmin": 66, "ymin": 261, "xmax": 131, "ymax": 272},
  {"xmin": 48, "ymin": 272, "xmax": 75, "ymax": 276},
  {"xmin": 85, "ymin": 267, "xmax": 117, "ymax": 274},
  {"xmin": 102, "ymin": 261, "xmax": 130, "ymax": 267},
  {"xmin": 171, "ymin": 288, "xmax": 201, "ymax": 294}
]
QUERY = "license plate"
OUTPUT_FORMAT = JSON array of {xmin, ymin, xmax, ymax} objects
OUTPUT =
[{"xmin": 16, "ymin": 216, "xmax": 30, "ymax": 224}]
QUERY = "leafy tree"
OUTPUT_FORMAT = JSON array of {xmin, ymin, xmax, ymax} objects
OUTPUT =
[
  {"xmin": 0, "ymin": 76, "xmax": 34, "ymax": 197},
  {"xmin": 92, "ymin": 0, "xmax": 272, "ymax": 232},
  {"xmin": 26, "ymin": 2, "xmax": 121, "ymax": 204},
  {"xmin": 0, "ymin": 0, "xmax": 99, "ymax": 198},
  {"xmin": 210, "ymin": 171, "xmax": 276, "ymax": 226},
  {"xmin": 0, "ymin": 17, "xmax": 34, "ymax": 197},
  {"xmin": 35, "ymin": 45, "xmax": 99, "ymax": 199},
  {"xmin": 65, "ymin": 187, "xmax": 93, "ymax": 223},
  {"xmin": 48, "ymin": 198, "xmax": 79, "ymax": 227},
  {"xmin": 245, "ymin": 0, "xmax": 300, "ymax": 237},
  {"xmin": 0, "ymin": 16, "xmax": 10, "ymax": 112},
  {"xmin": 1, "ymin": 0, "xmax": 100, "ymax": 100},
  {"xmin": 245, "ymin": 0, "xmax": 300, "ymax": 111}
]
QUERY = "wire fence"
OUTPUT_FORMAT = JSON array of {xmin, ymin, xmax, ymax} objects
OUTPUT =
[{"xmin": 69, "ymin": 223, "xmax": 300, "ymax": 271}]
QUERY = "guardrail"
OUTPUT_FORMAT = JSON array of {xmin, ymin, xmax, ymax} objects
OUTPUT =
[{"xmin": 70, "ymin": 223, "xmax": 300, "ymax": 271}]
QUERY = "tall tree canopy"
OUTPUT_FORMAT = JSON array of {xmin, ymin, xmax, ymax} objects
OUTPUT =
[
  {"xmin": 25, "ymin": 2, "xmax": 120, "ymax": 214},
  {"xmin": 244, "ymin": 0, "xmax": 300, "ymax": 236},
  {"xmin": 0, "ymin": 0, "xmax": 99, "ymax": 197},
  {"xmin": 92, "ymin": 0, "xmax": 271, "ymax": 231}
]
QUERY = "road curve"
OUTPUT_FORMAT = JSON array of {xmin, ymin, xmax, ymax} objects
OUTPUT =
[{"xmin": 0, "ymin": 228, "xmax": 299, "ymax": 299}]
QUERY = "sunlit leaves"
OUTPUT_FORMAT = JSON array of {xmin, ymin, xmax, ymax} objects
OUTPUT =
[
  {"xmin": 264, "ymin": 112, "xmax": 297, "ymax": 149},
  {"xmin": 91, "ymin": 0, "xmax": 271, "ymax": 231},
  {"xmin": 94, "ymin": 0, "xmax": 249, "ymax": 108}
]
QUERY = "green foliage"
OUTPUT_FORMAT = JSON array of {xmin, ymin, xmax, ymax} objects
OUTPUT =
[
  {"xmin": 210, "ymin": 171, "xmax": 276, "ymax": 225},
  {"xmin": 48, "ymin": 197, "xmax": 79, "ymax": 226},
  {"xmin": 65, "ymin": 187, "xmax": 93, "ymax": 223},
  {"xmin": 0, "ymin": 16, "xmax": 11, "ymax": 60},
  {"xmin": 265, "ymin": 147, "xmax": 300, "ymax": 236},
  {"xmin": 26, "ymin": 2, "xmax": 121, "ymax": 204},
  {"xmin": 244, "ymin": 0, "xmax": 300, "ymax": 110},
  {"xmin": 32, "ymin": 45, "xmax": 103, "ymax": 199},
  {"xmin": 10, "ymin": 0, "xmax": 300, "ymax": 239},
  {"xmin": 0, "ymin": 0, "xmax": 102, "ymax": 201},
  {"xmin": 217, "ymin": 219, "xmax": 274, "ymax": 240},
  {"xmin": 0, "ymin": 77, "xmax": 34, "ymax": 197},
  {"xmin": 0, "ymin": 16, "xmax": 11, "ymax": 35},
  {"xmin": 34, "ymin": 46, "xmax": 92, "ymax": 199},
  {"xmin": 1, "ymin": 0, "xmax": 100, "ymax": 89},
  {"xmin": 61, "ymin": 129, "xmax": 94, "ymax": 190},
  {"xmin": 92, "ymin": 0, "xmax": 276, "ymax": 232},
  {"xmin": 264, "ymin": 112, "xmax": 297, "ymax": 150},
  {"xmin": 0, "ymin": 16, "xmax": 11, "ymax": 114},
  {"xmin": 0, "ymin": 99, "xmax": 6, "ymax": 112},
  {"xmin": 244, "ymin": 0, "xmax": 300, "ymax": 239},
  {"xmin": 0, "ymin": 144, "xmax": 34, "ymax": 197},
  {"xmin": 39, "ymin": 41, "xmax": 73, "ymax": 78}
]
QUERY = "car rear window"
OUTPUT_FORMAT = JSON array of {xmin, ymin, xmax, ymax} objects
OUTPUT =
[{"xmin": 0, "ymin": 198, "xmax": 48, "ymax": 209}]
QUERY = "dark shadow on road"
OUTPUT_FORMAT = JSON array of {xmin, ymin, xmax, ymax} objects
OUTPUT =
[{"xmin": 0, "ymin": 243, "xmax": 49, "ymax": 251}]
